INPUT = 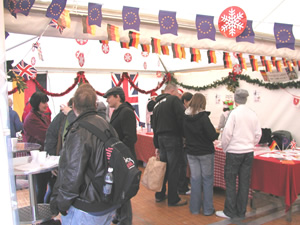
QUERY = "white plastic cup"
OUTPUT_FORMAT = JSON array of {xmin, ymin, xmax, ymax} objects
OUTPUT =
[
  {"xmin": 11, "ymin": 138, "xmax": 18, "ymax": 149},
  {"xmin": 38, "ymin": 151, "xmax": 47, "ymax": 165},
  {"xmin": 30, "ymin": 150, "xmax": 40, "ymax": 163}
]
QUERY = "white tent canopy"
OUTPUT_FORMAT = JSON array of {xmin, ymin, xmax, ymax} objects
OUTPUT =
[{"xmin": 4, "ymin": 0, "xmax": 300, "ymax": 62}]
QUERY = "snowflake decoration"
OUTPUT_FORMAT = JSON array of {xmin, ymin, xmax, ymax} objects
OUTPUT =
[
  {"xmin": 76, "ymin": 39, "xmax": 88, "ymax": 45},
  {"xmin": 124, "ymin": 53, "xmax": 132, "ymax": 62},
  {"xmin": 78, "ymin": 53, "xmax": 85, "ymax": 67},
  {"xmin": 102, "ymin": 44, "xmax": 110, "ymax": 54},
  {"xmin": 31, "ymin": 57, "xmax": 36, "ymax": 66},
  {"xmin": 233, "ymin": 64, "xmax": 242, "ymax": 75},
  {"xmin": 218, "ymin": 7, "xmax": 247, "ymax": 38}
]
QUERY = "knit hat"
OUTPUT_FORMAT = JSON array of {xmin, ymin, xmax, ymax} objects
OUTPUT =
[
  {"xmin": 234, "ymin": 89, "xmax": 249, "ymax": 104},
  {"xmin": 103, "ymin": 86, "xmax": 125, "ymax": 98}
]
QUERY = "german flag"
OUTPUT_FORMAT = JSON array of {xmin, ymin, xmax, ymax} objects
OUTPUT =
[
  {"xmin": 260, "ymin": 56, "xmax": 266, "ymax": 66},
  {"xmin": 250, "ymin": 58, "xmax": 258, "ymax": 71},
  {"xmin": 161, "ymin": 45, "xmax": 169, "ymax": 55},
  {"xmin": 181, "ymin": 47, "xmax": 186, "ymax": 59},
  {"xmin": 129, "ymin": 31, "xmax": 140, "ymax": 48},
  {"xmin": 120, "ymin": 41, "xmax": 129, "ymax": 49},
  {"xmin": 269, "ymin": 140, "xmax": 278, "ymax": 151},
  {"xmin": 237, "ymin": 53, "xmax": 247, "ymax": 69},
  {"xmin": 271, "ymin": 56, "xmax": 276, "ymax": 66},
  {"xmin": 275, "ymin": 60, "xmax": 282, "ymax": 72},
  {"xmin": 207, "ymin": 50, "xmax": 216, "ymax": 64},
  {"xmin": 282, "ymin": 57, "xmax": 287, "ymax": 66},
  {"xmin": 99, "ymin": 40, "xmax": 109, "ymax": 45},
  {"xmin": 190, "ymin": 48, "xmax": 201, "ymax": 62},
  {"xmin": 140, "ymin": 44, "xmax": 150, "ymax": 53},
  {"xmin": 249, "ymin": 55, "xmax": 255, "ymax": 60},
  {"xmin": 223, "ymin": 52, "xmax": 232, "ymax": 68},
  {"xmin": 172, "ymin": 43, "xmax": 182, "ymax": 59},
  {"xmin": 82, "ymin": 16, "xmax": 96, "ymax": 35},
  {"xmin": 107, "ymin": 24, "xmax": 120, "ymax": 42},
  {"xmin": 151, "ymin": 38, "xmax": 161, "ymax": 54},
  {"xmin": 287, "ymin": 61, "xmax": 293, "ymax": 72},
  {"xmin": 260, "ymin": 70, "xmax": 269, "ymax": 81},
  {"xmin": 292, "ymin": 59, "xmax": 297, "ymax": 67},
  {"xmin": 264, "ymin": 60, "xmax": 272, "ymax": 72},
  {"xmin": 58, "ymin": 9, "xmax": 71, "ymax": 28}
]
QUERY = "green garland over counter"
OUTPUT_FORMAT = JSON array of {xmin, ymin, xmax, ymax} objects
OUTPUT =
[{"xmin": 171, "ymin": 73, "xmax": 300, "ymax": 93}]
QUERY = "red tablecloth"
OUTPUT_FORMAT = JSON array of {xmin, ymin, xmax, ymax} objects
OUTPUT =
[
  {"xmin": 135, "ymin": 131, "xmax": 156, "ymax": 163},
  {"xmin": 251, "ymin": 156, "xmax": 300, "ymax": 211}
]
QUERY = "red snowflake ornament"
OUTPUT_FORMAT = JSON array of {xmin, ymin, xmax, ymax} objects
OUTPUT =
[
  {"xmin": 143, "ymin": 62, "xmax": 147, "ymax": 69},
  {"xmin": 156, "ymin": 71, "xmax": 162, "ymax": 77},
  {"xmin": 31, "ymin": 57, "xmax": 36, "ymax": 66},
  {"xmin": 232, "ymin": 64, "xmax": 242, "ymax": 75},
  {"xmin": 124, "ymin": 53, "xmax": 132, "ymax": 63},
  {"xmin": 76, "ymin": 39, "xmax": 88, "ymax": 45},
  {"xmin": 218, "ymin": 6, "xmax": 247, "ymax": 38},
  {"xmin": 102, "ymin": 43, "xmax": 110, "ymax": 54},
  {"xmin": 78, "ymin": 53, "xmax": 85, "ymax": 67}
]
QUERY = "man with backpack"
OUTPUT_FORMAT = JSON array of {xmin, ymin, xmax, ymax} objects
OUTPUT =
[{"xmin": 50, "ymin": 84, "xmax": 120, "ymax": 225}]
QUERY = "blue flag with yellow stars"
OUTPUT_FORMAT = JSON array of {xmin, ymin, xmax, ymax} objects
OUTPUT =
[
  {"xmin": 46, "ymin": 0, "xmax": 67, "ymax": 20},
  {"xmin": 195, "ymin": 15, "xmax": 216, "ymax": 41},
  {"xmin": 122, "ymin": 6, "xmax": 140, "ymax": 31},
  {"xmin": 274, "ymin": 23, "xmax": 295, "ymax": 50},
  {"xmin": 15, "ymin": 0, "xmax": 35, "ymax": 16},
  {"xmin": 159, "ymin": 10, "xmax": 178, "ymax": 35},
  {"xmin": 88, "ymin": 3, "xmax": 102, "ymax": 27},
  {"xmin": 236, "ymin": 20, "xmax": 255, "ymax": 43}
]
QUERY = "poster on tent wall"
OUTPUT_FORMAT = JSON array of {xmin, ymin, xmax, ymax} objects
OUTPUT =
[
  {"xmin": 13, "ymin": 74, "xmax": 47, "ymax": 121},
  {"xmin": 110, "ymin": 73, "xmax": 140, "ymax": 123},
  {"xmin": 261, "ymin": 68, "xmax": 298, "ymax": 83}
]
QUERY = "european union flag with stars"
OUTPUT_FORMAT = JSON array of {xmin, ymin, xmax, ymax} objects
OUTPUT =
[
  {"xmin": 88, "ymin": 3, "xmax": 102, "ymax": 27},
  {"xmin": 195, "ymin": 15, "xmax": 216, "ymax": 41},
  {"xmin": 46, "ymin": 0, "xmax": 67, "ymax": 20},
  {"xmin": 236, "ymin": 20, "xmax": 255, "ymax": 43},
  {"xmin": 274, "ymin": 23, "xmax": 295, "ymax": 50},
  {"xmin": 159, "ymin": 10, "xmax": 178, "ymax": 35},
  {"xmin": 122, "ymin": 6, "xmax": 140, "ymax": 31},
  {"xmin": 15, "ymin": 0, "xmax": 35, "ymax": 16}
]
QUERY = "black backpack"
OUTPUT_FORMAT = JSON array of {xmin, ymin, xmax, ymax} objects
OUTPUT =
[
  {"xmin": 271, "ymin": 130, "xmax": 293, "ymax": 150},
  {"xmin": 78, "ymin": 121, "xmax": 141, "ymax": 205}
]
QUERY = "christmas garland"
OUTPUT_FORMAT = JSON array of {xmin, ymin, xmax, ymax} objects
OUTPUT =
[
  {"xmin": 8, "ymin": 71, "xmax": 170, "ymax": 96},
  {"xmin": 172, "ymin": 73, "xmax": 300, "ymax": 93}
]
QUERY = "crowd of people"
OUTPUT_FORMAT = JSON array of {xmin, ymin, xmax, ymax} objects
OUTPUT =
[{"xmin": 10, "ymin": 82, "xmax": 262, "ymax": 224}]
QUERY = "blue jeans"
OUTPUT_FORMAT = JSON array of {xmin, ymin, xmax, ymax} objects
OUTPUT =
[
  {"xmin": 187, "ymin": 154, "xmax": 214, "ymax": 215},
  {"xmin": 61, "ymin": 206, "xmax": 115, "ymax": 225},
  {"xmin": 155, "ymin": 135, "xmax": 182, "ymax": 205},
  {"xmin": 224, "ymin": 152, "xmax": 254, "ymax": 218}
]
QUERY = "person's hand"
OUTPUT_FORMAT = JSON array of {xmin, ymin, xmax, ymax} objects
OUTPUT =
[
  {"xmin": 51, "ymin": 169, "xmax": 58, "ymax": 176},
  {"xmin": 60, "ymin": 104, "xmax": 72, "ymax": 115}
]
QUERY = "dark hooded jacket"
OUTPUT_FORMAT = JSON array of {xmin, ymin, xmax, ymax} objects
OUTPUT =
[
  {"xmin": 110, "ymin": 102, "xmax": 137, "ymax": 161},
  {"xmin": 183, "ymin": 110, "xmax": 218, "ymax": 156}
]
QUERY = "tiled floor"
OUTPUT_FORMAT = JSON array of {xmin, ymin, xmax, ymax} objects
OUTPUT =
[{"xmin": 16, "ymin": 166, "xmax": 300, "ymax": 225}]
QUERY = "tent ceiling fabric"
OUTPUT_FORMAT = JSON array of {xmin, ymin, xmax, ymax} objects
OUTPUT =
[{"xmin": 4, "ymin": 0, "xmax": 300, "ymax": 59}]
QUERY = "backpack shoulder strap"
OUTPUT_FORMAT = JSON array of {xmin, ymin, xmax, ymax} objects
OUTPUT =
[{"xmin": 78, "ymin": 121, "xmax": 110, "ymax": 142}]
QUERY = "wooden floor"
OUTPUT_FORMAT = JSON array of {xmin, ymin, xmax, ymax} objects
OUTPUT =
[{"xmin": 16, "ymin": 166, "xmax": 300, "ymax": 225}]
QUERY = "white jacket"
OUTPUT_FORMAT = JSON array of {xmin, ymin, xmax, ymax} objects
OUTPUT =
[{"xmin": 221, "ymin": 104, "xmax": 262, "ymax": 154}]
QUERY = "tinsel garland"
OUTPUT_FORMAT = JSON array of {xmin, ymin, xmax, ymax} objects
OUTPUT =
[{"xmin": 172, "ymin": 73, "xmax": 300, "ymax": 93}]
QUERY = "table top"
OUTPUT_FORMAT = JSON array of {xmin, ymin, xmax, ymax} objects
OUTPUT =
[{"xmin": 13, "ymin": 142, "xmax": 41, "ymax": 153}]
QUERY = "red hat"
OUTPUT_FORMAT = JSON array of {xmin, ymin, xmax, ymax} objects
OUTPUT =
[{"xmin": 150, "ymin": 92, "xmax": 158, "ymax": 97}]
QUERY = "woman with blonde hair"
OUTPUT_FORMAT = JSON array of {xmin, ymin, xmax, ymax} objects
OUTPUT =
[{"xmin": 183, "ymin": 93, "xmax": 218, "ymax": 215}]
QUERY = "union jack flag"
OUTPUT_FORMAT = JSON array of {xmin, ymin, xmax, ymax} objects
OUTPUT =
[
  {"xmin": 49, "ymin": 19, "xmax": 64, "ymax": 34},
  {"xmin": 11, "ymin": 60, "xmax": 37, "ymax": 81},
  {"xmin": 111, "ymin": 73, "xmax": 140, "ymax": 122}
]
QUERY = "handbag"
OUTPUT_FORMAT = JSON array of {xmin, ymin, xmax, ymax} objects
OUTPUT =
[{"xmin": 141, "ymin": 156, "xmax": 166, "ymax": 192}]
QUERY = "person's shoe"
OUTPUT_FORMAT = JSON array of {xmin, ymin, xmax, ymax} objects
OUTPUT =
[
  {"xmin": 178, "ymin": 189, "xmax": 191, "ymax": 195},
  {"xmin": 204, "ymin": 209, "xmax": 215, "ymax": 216},
  {"xmin": 168, "ymin": 199, "xmax": 188, "ymax": 207},
  {"xmin": 216, "ymin": 211, "xmax": 230, "ymax": 219},
  {"xmin": 111, "ymin": 217, "xmax": 119, "ymax": 224},
  {"xmin": 155, "ymin": 195, "xmax": 167, "ymax": 203}
]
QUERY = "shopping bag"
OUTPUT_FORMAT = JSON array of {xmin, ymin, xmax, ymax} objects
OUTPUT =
[{"xmin": 141, "ymin": 156, "xmax": 166, "ymax": 192}]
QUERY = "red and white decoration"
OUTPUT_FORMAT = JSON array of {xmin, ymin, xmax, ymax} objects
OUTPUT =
[
  {"xmin": 124, "ymin": 53, "xmax": 132, "ymax": 63},
  {"xmin": 75, "ymin": 50, "xmax": 80, "ymax": 59},
  {"xmin": 143, "ymin": 62, "xmax": 147, "ymax": 69},
  {"xmin": 293, "ymin": 97, "xmax": 300, "ymax": 107},
  {"xmin": 31, "ymin": 57, "xmax": 36, "ymax": 66},
  {"xmin": 78, "ymin": 53, "xmax": 85, "ymax": 67},
  {"xmin": 141, "ymin": 52, "xmax": 149, "ymax": 57},
  {"xmin": 156, "ymin": 71, "xmax": 162, "ymax": 77},
  {"xmin": 102, "ymin": 43, "xmax": 110, "ymax": 54},
  {"xmin": 233, "ymin": 64, "xmax": 242, "ymax": 75},
  {"xmin": 218, "ymin": 6, "xmax": 247, "ymax": 38},
  {"xmin": 75, "ymin": 39, "xmax": 88, "ymax": 45}
]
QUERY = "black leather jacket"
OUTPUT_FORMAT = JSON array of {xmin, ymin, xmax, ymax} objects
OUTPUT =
[{"xmin": 50, "ymin": 110, "xmax": 119, "ymax": 214}]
